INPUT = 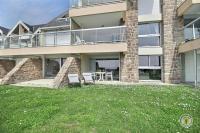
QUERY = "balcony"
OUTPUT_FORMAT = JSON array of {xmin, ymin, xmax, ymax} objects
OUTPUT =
[
  {"xmin": 70, "ymin": 0, "xmax": 124, "ymax": 8},
  {"xmin": 71, "ymin": 26, "xmax": 126, "ymax": 44},
  {"xmin": 69, "ymin": 0, "xmax": 126, "ymax": 17},
  {"xmin": 179, "ymin": 17, "xmax": 200, "ymax": 53},
  {"xmin": 177, "ymin": 0, "xmax": 200, "ymax": 16},
  {"xmin": 0, "ymin": 26, "xmax": 127, "ymax": 56}
]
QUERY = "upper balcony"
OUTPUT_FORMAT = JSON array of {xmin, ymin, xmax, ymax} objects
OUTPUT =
[
  {"xmin": 0, "ymin": 26, "xmax": 127, "ymax": 56},
  {"xmin": 69, "ymin": 0, "xmax": 127, "ymax": 17},
  {"xmin": 179, "ymin": 17, "xmax": 200, "ymax": 53},
  {"xmin": 177, "ymin": 0, "xmax": 200, "ymax": 16}
]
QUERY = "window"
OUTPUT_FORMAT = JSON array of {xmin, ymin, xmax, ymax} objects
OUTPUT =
[
  {"xmin": 139, "ymin": 56, "xmax": 161, "ymax": 80},
  {"xmin": 139, "ymin": 23, "xmax": 161, "ymax": 47},
  {"xmin": 138, "ymin": 0, "xmax": 161, "ymax": 15},
  {"xmin": 139, "ymin": 69, "xmax": 161, "ymax": 80},
  {"xmin": 139, "ymin": 56, "xmax": 161, "ymax": 67},
  {"xmin": 139, "ymin": 56, "xmax": 149, "ymax": 66}
]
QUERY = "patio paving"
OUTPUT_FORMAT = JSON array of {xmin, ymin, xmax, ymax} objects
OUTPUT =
[
  {"xmin": 11, "ymin": 79, "xmax": 179, "ymax": 88},
  {"xmin": 95, "ymin": 80, "xmax": 176, "ymax": 86},
  {"xmin": 12, "ymin": 79, "xmax": 54, "ymax": 88}
]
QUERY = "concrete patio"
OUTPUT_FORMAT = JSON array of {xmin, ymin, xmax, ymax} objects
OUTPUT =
[
  {"xmin": 12, "ymin": 79, "xmax": 54, "ymax": 88},
  {"xmin": 9, "ymin": 79, "xmax": 180, "ymax": 89}
]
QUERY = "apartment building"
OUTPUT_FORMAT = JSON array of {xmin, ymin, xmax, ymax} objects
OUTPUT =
[{"xmin": 0, "ymin": 0, "xmax": 199, "ymax": 88}]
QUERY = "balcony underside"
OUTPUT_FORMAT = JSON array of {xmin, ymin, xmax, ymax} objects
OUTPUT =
[
  {"xmin": 177, "ymin": 0, "xmax": 200, "ymax": 16},
  {"xmin": 0, "ymin": 43, "xmax": 127, "ymax": 57},
  {"xmin": 179, "ymin": 38, "xmax": 200, "ymax": 53},
  {"xmin": 69, "ymin": 2, "xmax": 127, "ymax": 17}
]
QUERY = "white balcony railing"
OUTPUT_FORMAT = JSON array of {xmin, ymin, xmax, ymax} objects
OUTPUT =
[
  {"xmin": 184, "ymin": 17, "xmax": 200, "ymax": 42},
  {"xmin": 0, "ymin": 26, "xmax": 126, "ymax": 49},
  {"xmin": 70, "ymin": 0, "xmax": 124, "ymax": 8},
  {"xmin": 71, "ymin": 26, "xmax": 126, "ymax": 45}
]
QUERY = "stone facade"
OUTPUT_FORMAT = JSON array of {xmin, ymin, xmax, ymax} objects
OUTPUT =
[
  {"xmin": 162, "ymin": 0, "xmax": 184, "ymax": 83},
  {"xmin": 53, "ymin": 57, "xmax": 81, "ymax": 88},
  {"xmin": 1, "ymin": 58, "xmax": 42, "ymax": 85},
  {"xmin": 120, "ymin": 0, "xmax": 139, "ymax": 82},
  {"xmin": 0, "ymin": 60, "xmax": 15, "ymax": 78}
]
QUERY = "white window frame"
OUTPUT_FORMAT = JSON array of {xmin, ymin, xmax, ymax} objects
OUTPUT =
[
  {"xmin": 139, "ymin": 55, "xmax": 161, "ymax": 70},
  {"xmin": 138, "ymin": 23, "xmax": 161, "ymax": 47}
]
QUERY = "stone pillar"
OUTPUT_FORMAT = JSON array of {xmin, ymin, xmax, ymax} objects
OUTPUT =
[
  {"xmin": 162, "ymin": 0, "xmax": 184, "ymax": 84},
  {"xmin": 53, "ymin": 57, "xmax": 81, "ymax": 88},
  {"xmin": 120, "ymin": 0, "xmax": 139, "ymax": 82},
  {"xmin": 1, "ymin": 58, "xmax": 42, "ymax": 85},
  {"xmin": 0, "ymin": 60, "xmax": 16, "ymax": 78}
]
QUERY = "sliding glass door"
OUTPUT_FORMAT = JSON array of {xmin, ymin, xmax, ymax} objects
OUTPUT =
[{"xmin": 90, "ymin": 58, "xmax": 120, "ymax": 81}]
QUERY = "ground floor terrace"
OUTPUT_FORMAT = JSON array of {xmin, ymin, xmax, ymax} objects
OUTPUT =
[
  {"xmin": 0, "ymin": 51, "xmax": 199, "ymax": 88},
  {"xmin": 0, "ymin": 52, "xmax": 164, "ymax": 87}
]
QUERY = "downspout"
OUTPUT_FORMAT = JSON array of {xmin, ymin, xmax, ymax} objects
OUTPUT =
[{"xmin": 194, "ymin": 50, "xmax": 197, "ymax": 87}]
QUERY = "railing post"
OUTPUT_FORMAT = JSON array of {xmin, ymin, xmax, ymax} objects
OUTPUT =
[
  {"xmin": 30, "ymin": 35, "xmax": 33, "ymax": 48},
  {"xmin": 54, "ymin": 32, "xmax": 57, "ymax": 46},
  {"xmin": 81, "ymin": 29, "xmax": 83, "ymax": 44},
  {"xmin": 192, "ymin": 24, "xmax": 196, "ymax": 40},
  {"xmin": 96, "ymin": 29, "xmax": 98, "ymax": 44}
]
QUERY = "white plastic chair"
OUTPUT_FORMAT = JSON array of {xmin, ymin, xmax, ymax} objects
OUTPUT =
[
  {"xmin": 68, "ymin": 74, "xmax": 81, "ymax": 85},
  {"xmin": 105, "ymin": 72, "xmax": 113, "ymax": 81},
  {"xmin": 82, "ymin": 73, "xmax": 95, "ymax": 84}
]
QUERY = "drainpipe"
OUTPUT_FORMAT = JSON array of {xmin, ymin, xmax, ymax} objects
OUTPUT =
[{"xmin": 194, "ymin": 50, "xmax": 197, "ymax": 87}]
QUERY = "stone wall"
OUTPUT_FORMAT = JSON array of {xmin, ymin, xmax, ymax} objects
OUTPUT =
[
  {"xmin": 53, "ymin": 57, "xmax": 81, "ymax": 88},
  {"xmin": 162, "ymin": 0, "xmax": 184, "ymax": 83},
  {"xmin": 0, "ymin": 60, "xmax": 15, "ymax": 78},
  {"xmin": 120, "ymin": 0, "xmax": 139, "ymax": 82},
  {"xmin": 1, "ymin": 58, "xmax": 42, "ymax": 85}
]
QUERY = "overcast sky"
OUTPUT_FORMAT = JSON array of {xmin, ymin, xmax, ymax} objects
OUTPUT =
[{"xmin": 0, "ymin": 0, "xmax": 69, "ymax": 29}]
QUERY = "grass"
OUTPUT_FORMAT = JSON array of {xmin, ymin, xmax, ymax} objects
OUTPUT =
[{"xmin": 0, "ymin": 85, "xmax": 199, "ymax": 133}]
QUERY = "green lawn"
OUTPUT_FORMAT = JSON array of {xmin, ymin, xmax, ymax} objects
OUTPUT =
[{"xmin": 0, "ymin": 85, "xmax": 199, "ymax": 133}]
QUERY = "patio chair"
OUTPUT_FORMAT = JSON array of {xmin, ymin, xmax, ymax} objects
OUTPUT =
[
  {"xmin": 82, "ymin": 73, "xmax": 95, "ymax": 84},
  {"xmin": 68, "ymin": 74, "xmax": 81, "ymax": 86},
  {"xmin": 75, "ymin": 36, "xmax": 85, "ymax": 45},
  {"xmin": 105, "ymin": 72, "xmax": 113, "ymax": 81}
]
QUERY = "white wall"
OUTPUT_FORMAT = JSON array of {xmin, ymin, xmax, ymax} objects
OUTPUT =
[{"xmin": 185, "ymin": 51, "xmax": 195, "ymax": 82}]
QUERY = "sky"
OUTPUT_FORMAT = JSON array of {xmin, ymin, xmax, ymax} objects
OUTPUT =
[{"xmin": 0, "ymin": 0, "xmax": 69, "ymax": 29}]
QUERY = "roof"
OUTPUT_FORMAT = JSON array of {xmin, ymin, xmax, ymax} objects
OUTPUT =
[
  {"xmin": 6, "ymin": 10, "xmax": 69, "ymax": 36},
  {"xmin": 0, "ymin": 26, "xmax": 10, "ymax": 35},
  {"xmin": 45, "ymin": 10, "xmax": 69, "ymax": 27}
]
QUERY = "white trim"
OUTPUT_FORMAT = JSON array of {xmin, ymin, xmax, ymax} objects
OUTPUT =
[
  {"xmin": 33, "ymin": 25, "xmax": 70, "ymax": 35},
  {"xmin": 0, "ymin": 29, "xmax": 3, "ymax": 35},
  {"xmin": 72, "ymin": 26, "xmax": 126, "ymax": 32},
  {"xmin": 33, "ymin": 28, "xmax": 41, "ymax": 35},
  {"xmin": 139, "ymin": 66, "xmax": 161, "ymax": 69},
  {"xmin": 139, "ymin": 47, "xmax": 163, "ymax": 55},
  {"xmin": 7, "ymin": 21, "xmax": 30, "ymax": 37},
  {"xmin": 138, "ymin": 14, "xmax": 162, "ymax": 23},
  {"xmin": 37, "ymin": 25, "xmax": 70, "ymax": 31},
  {"xmin": 138, "ymin": 34, "xmax": 160, "ymax": 37}
]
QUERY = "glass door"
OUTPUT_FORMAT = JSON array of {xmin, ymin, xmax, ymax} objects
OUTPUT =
[{"xmin": 45, "ymin": 58, "xmax": 61, "ymax": 78}]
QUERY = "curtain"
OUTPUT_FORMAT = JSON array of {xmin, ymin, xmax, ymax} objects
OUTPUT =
[
  {"xmin": 97, "ymin": 60, "xmax": 119, "ymax": 69},
  {"xmin": 139, "ymin": 23, "xmax": 159, "ymax": 35}
]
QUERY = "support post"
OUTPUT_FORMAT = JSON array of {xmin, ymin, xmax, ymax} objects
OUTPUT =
[
  {"xmin": 194, "ymin": 50, "xmax": 197, "ymax": 87},
  {"xmin": 42, "ymin": 55, "xmax": 45, "ymax": 78}
]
